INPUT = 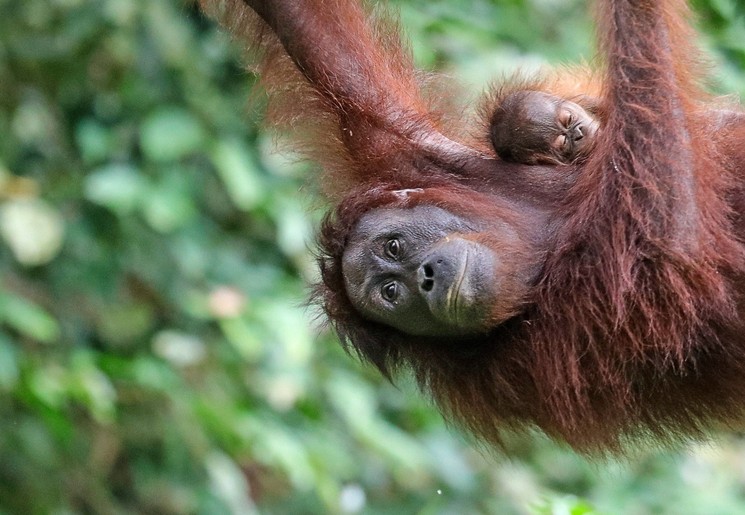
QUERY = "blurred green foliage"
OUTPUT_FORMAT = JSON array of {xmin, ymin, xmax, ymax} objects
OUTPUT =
[{"xmin": 1, "ymin": 0, "xmax": 745, "ymax": 513}]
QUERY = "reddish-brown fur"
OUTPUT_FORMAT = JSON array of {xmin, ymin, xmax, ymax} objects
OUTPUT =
[{"xmin": 201, "ymin": 0, "xmax": 745, "ymax": 453}]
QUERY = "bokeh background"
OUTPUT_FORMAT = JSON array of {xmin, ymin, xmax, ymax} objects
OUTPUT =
[{"xmin": 1, "ymin": 0, "xmax": 745, "ymax": 513}]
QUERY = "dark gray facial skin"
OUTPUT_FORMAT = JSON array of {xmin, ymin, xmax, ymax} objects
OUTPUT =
[{"xmin": 342, "ymin": 205, "xmax": 501, "ymax": 336}]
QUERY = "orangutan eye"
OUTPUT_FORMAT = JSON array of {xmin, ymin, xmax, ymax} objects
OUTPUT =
[
  {"xmin": 385, "ymin": 238, "xmax": 400, "ymax": 258},
  {"xmin": 381, "ymin": 282, "xmax": 399, "ymax": 302},
  {"xmin": 559, "ymin": 109, "xmax": 573, "ymax": 127}
]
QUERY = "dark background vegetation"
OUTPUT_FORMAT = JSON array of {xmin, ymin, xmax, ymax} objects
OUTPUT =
[{"xmin": 1, "ymin": 0, "xmax": 745, "ymax": 513}]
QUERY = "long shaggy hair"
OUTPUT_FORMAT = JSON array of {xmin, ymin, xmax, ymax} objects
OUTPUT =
[{"xmin": 202, "ymin": 0, "xmax": 745, "ymax": 454}]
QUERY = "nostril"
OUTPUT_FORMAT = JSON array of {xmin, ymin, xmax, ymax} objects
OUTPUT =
[
  {"xmin": 421, "ymin": 263, "xmax": 435, "ymax": 292},
  {"xmin": 421, "ymin": 278, "xmax": 434, "ymax": 292}
]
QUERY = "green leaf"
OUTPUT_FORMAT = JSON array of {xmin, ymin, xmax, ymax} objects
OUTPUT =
[
  {"xmin": 274, "ymin": 200, "xmax": 313, "ymax": 257},
  {"xmin": 140, "ymin": 107, "xmax": 205, "ymax": 162},
  {"xmin": 141, "ymin": 169, "xmax": 197, "ymax": 232},
  {"xmin": 75, "ymin": 119, "xmax": 112, "ymax": 164},
  {"xmin": 0, "ymin": 332, "xmax": 19, "ymax": 390},
  {"xmin": 84, "ymin": 163, "xmax": 147, "ymax": 214},
  {"xmin": 0, "ymin": 292, "xmax": 60, "ymax": 343},
  {"xmin": 210, "ymin": 138, "xmax": 265, "ymax": 211}
]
